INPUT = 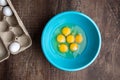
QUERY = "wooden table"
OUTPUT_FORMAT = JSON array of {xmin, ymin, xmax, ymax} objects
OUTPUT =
[{"xmin": 0, "ymin": 0, "xmax": 120, "ymax": 80}]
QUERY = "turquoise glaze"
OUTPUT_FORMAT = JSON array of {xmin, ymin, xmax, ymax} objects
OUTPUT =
[{"xmin": 41, "ymin": 11, "xmax": 102, "ymax": 71}]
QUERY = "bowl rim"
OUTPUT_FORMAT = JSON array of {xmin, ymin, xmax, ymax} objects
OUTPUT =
[{"xmin": 41, "ymin": 11, "xmax": 102, "ymax": 71}]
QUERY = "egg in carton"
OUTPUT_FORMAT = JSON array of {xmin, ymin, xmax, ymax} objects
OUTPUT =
[{"xmin": 0, "ymin": 0, "xmax": 32, "ymax": 62}]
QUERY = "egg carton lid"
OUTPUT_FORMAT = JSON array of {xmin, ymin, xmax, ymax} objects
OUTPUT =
[{"xmin": 7, "ymin": 0, "xmax": 32, "ymax": 49}]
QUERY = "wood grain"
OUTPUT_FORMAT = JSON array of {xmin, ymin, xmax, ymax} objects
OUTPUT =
[{"xmin": 0, "ymin": 0, "xmax": 120, "ymax": 80}]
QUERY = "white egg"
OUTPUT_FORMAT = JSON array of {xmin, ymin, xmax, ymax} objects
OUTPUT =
[
  {"xmin": 9, "ymin": 42, "xmax": 21, "ymax": 54},
  {"xmin": 3, "ymin": 6, "xmax": 13, "ymax": 16},
  {"xmin": 0, "ymin": 0, "xmax": 7, "ymax": 6}
]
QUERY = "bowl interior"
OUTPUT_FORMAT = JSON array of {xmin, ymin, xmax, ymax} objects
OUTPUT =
[{"xmin": 41, "ymin": 11, "xmax": 101, "ymax": 71}]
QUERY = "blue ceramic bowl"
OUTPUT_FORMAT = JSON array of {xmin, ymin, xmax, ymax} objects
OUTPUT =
[{"xmin": 41, "ymin": 11, "xmax": 101, "ymax": 71}]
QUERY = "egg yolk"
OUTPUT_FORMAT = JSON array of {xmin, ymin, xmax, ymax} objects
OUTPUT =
[
  {"xmin": 70, "ymin": 43, "xmax": 78, "ymax": 52},
  {"xmin": 59, "ymin": 44, "xmax": 68, "ymax": 53},
  {"xmin": 67, "ymin": 35, "xmax": 75, "ymax": 43},
  {"xmin": 62, "ymin": 27, "xmax": 71, "ymax": 36},
  {"xmin": 57, "ymin": 34, "xmax": 65, "ymax": 43},
  {"xmin": 75, "ymin": 34, "xmax": 83, "ymax": 43}
]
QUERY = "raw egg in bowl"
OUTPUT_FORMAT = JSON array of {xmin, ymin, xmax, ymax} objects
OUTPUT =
[{"xmin": 41, "ymin": 11, "xmax": 101, "ymax": 71}]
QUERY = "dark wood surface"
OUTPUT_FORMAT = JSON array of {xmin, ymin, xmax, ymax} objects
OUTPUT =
[{"xmin": 0, "ymin": 0, "xmax": 120, "ymax": 80}]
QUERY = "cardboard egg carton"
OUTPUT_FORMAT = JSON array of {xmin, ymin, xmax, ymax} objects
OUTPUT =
[{"xmin": 0, "ymin": 0, "xmax": 32, "ymax": 62}]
